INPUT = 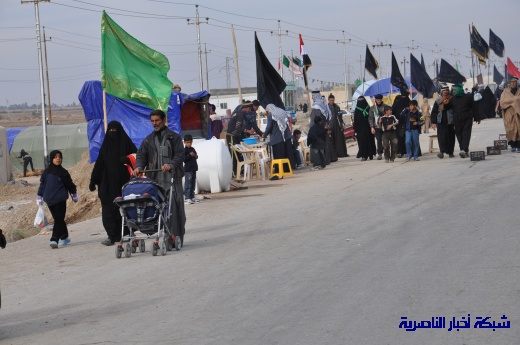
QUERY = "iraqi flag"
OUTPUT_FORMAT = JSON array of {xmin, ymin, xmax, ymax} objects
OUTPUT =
[
  {"xmin": 299, "ymin": 34, "xmax": 312, "ymax": 69},
  {"xmin": 506, "ymin": 57, "xmax": 520, "ymax": 79}
]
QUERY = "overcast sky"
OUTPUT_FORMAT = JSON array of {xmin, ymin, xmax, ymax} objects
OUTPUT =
[{"xmin": 0, "ymin": 0, "xmax": 518, "ymax": 105}]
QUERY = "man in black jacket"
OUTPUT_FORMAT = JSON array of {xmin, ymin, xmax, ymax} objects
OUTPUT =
[{"xmin": 134, "ymin": 109, "xmax": 186, "ymax": 246}]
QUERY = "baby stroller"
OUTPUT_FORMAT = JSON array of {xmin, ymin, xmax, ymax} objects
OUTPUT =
[{"xmin": 113, "ymin": 173, "xmax": 181, "ymax": 259}]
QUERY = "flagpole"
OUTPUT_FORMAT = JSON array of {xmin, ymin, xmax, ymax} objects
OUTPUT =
[
  {"xmin": 469, "ymin": 24, "xmax": 476, "ymax": 86},
  {"xmin": 102, "ymin": 90, "xmax": 108, "ymax": 132},
  {"xmin": 362, "ymin": 68, "xmax": 366, "ymax": 95}
]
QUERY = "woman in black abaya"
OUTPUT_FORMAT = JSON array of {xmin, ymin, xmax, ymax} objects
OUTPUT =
[
  {"xmin": 353, "ymin": 96, "xmax": 376, "ymax": 161},
  {"xmin": 89, "ymin": 121, "xmax": 137, "ymax": 245}
]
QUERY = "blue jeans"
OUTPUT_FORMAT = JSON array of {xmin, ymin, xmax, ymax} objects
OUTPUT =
[
  {"xmin": 405, "ymin": 130, "xmax": 420, "ymax": 159},
  {"xmin": 184, "ymin": 171, "xmax": 196, "ymax": 199}
]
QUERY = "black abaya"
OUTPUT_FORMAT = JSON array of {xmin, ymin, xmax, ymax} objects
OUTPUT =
[{"xmin": 354, "ymin": 97, "xmax": 377, "ymax": 159}]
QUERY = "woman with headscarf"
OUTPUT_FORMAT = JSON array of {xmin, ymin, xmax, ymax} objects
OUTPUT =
[
  {"xmin": 263, "ymin": 104, "xmax": 295, "ymax": 168},
  {"xmin": 353, "ymin": 96, "xmax": 376, "ymax": 161},
  {"xmin": 310, "ymin": 91, "xmax": 337, "ymax": 164},
  {"xmin": 37, "ymin": 150, "xmax": 78, "ymax": 248},
  {"xmin": 89, "ymin": 121, "xmax": 137, "ymax": 246}
]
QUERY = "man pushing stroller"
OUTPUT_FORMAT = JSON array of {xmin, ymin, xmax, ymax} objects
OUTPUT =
[{"xmin": 133, "ymin": 110, "xmax": 186, "ymax": 247}]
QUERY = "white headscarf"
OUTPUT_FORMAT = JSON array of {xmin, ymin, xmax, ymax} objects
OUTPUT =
[
  {"xmin": 266, "ymin": 104, "xmax": 289, "ymax": 141},
  {"xmin": 311, "ymin": 92, "xmax": 331, "ymax": 120}
]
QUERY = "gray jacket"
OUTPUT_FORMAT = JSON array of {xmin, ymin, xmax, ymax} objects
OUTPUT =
[
  {"xmin": 368, "ymin": 103, "xmax": 387, "ymax": 129},
  {"xmin": 136, "ymin": 127, "xmax": 184, "ymax": 190}
]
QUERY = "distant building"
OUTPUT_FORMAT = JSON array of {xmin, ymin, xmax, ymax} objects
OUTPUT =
[{"xmin": 210, "ymin": 87, "xmax": 257, "ymax": 117}]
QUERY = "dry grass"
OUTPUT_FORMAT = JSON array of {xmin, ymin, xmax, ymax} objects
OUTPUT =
[{"xmin": 0, "ymin": 152, "xmax": 101, "ymax": 242}]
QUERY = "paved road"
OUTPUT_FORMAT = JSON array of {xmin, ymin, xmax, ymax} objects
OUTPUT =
[{"xmin": 1, "ymin": 118, "xmax": 519, "ymax": 345}]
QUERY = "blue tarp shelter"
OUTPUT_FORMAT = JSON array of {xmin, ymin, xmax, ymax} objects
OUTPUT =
[{"xmin": 79, "ymin": 80, "xmax": 210, "ymax": 162}]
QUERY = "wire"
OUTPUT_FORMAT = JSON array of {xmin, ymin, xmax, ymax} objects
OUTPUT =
[
  {"xmin": 66, "ymin": 0, "xmax": 192, "ymax": 19},
  {"xmin": 0, "ymin": 62, "xmax": 99, "ymax": 71}
]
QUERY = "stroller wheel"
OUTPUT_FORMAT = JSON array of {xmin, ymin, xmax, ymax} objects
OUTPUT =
[
  {"xmin": 175, "ymin": 236, "xmax": 181, "ymax": 251},
  {"xmin": 115, "ymin": 244, "xmax": 123, "ymax": 259},
  {"xmin": 160, "ymin": 239, "xmax": 167, "ymax": 256},
  {"xmin": 139, "ymin": 239, "xmax": 146, "ymax": 253},
  {"xmin": 124, "ymin": 243, "xmax": 132, "ymax": 258},
  {"xmin": 152, "ymin": 242, "xmax": 158, "ymax": 256}
]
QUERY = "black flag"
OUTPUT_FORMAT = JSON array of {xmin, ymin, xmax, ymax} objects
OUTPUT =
[
  {"xmin": 493, "ymin": 65, "xmax": 504, "ymax": 84},
  {"xmin": 470, "ymin": 24, "xmax": 489, "ymax": 64},
  {"xmin": 437, "ymin": 59, "xmax": 466, "ymax": 84},
  {"xmin": 391, "ymin": 52, "xmax": 408, "ymax": 93},
  {"xmin": 420, "ymin": 54, "xmax": 426, "ymax": 71},
  {"xmin": 255, "ymin": 32, "xmax": 286, "ymax": 109},
  {"xmin": 364, "ymin": 45, "xmax": 379, "ymax": 79},
  {"xmin": 489, "ymin": 29, "xmax": 504, "ymax": 57},
  {"xmin": 410, "ymin": 53, "xmax": 434, "ymax": 98}
]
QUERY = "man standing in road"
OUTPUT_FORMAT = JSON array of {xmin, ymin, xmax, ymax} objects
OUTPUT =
[
  {"xmin": 368, "ymin": 94, "xmax": 387, "ymax": 160},
  {"xmin": 134, "ymin": 109, "xmax": 186, "ymax": 246},
  {"xmin": 500, "ymin": 77, "xmax": 520, "ymax": 152}
]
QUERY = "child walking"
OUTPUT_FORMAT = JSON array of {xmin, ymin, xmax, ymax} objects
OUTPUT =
[
  {"xmin": 37, "ymin": 150, "xmax": 78, "ymax": 248},
  {"xmin": 380, "ymin": 106, "xmax": 399, "ymax": 163},
  {"xmin": 183, "ymin": 135, "xmax": 198, "ymax": 205}
]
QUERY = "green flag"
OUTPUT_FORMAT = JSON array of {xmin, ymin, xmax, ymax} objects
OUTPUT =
[
  {"xmin": 101, "ymin": 11, "xmax": 172, "ymax": 110},
  {"xmin": 282, "ymin": 55, "xmax": 290, "ymax": 68}
]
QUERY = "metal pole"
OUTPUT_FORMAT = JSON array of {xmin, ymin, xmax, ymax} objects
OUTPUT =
[
  {"xmin": 342, "ymin": 31, "xmax": 348, "ymax": 105},
  {"xmin": 22, "ymin": 0, "xmax": 48, "ymax": 164},
  {"xmin": 225, "ymin": 57, "xmax": 231, "ymax": 89},
  {"xmin": 43, "ymin": 26, "xmax": 52, "ymax": 124},
  {"xmin": 277, "ymin": 19, "xmax": 285, "ymax": 104},
  {"xmin": 204, "ymin": 43, "xmax": 210, "ymax": 93},
  {"xmin": 195, "ymin": 5, "xmax": 204, "ymax": 90}
]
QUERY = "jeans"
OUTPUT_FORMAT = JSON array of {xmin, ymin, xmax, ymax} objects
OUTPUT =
[
  {"xmin": 293, "ymin": 148, "xmax": 302, "ymax": 166},
  {"xmin": 405, "ymin": 129, "xmax": 420, "ymax": 159},
  {"xmin": 184, "ymin": 171, "xmax": 196, "ymax": 200}
]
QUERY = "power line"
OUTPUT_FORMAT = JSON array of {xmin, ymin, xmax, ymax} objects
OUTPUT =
[{"xmin": 66, "ymin": 0, "xmax": 193, "ymax": 19}]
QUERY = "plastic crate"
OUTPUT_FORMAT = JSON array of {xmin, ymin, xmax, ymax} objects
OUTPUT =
[
  {"xmin": 486, "ymin": 146, "xmax": 501, "ymax": 155},
  {"xmin": 470, "ymin": 151, "xmax": 485, "ymax": 161},
  {"xmin": 494, "ymin": 140, "xmax": 508, "ymax": 150},
  {"xmin": 499, "ymin": 134, "xmax": 507, "ymax": 141}
]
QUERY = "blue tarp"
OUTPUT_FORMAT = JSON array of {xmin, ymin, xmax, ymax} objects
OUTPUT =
[
  {"xmin": 6, "ymin": 127, "xmax": 24, "ymax": 153},
  {"xmin": 78, "ymin": 81, "xmax": 209, "ymax": 162}
]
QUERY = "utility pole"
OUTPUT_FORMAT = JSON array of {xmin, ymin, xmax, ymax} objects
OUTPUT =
[
  {"xmin": 231, "ymin": 25, "xmax": 242, "ymax": 103},
  {"xmin": 203, "ymin": 43, "xmax": 211, "ymax": 93},
  {"xmin": 271, "ymin": 21, "xmax": 289, "ymax": 103},
  {"xmin": 42, "ymin": 26, "xmax": 52, "ymax": 124},
  {"xmin": 431, "ymin": 44, "xmax": 441, "ymax": 78},
  {"xmin": 187, "ymin": 5, "xmax": 208, "ymax": 91},
  {"xmin": 225, "ymin": 57, "xmax": 232, "ymax": 89},
  {"xmin": 401, "ymin": 57, "xmax": 408, "ymax": 79},
  {"xmin": 372, "ymin": 41, "xmax": 392, "ymax": 77},
  {"xmin": 21, "ymin": 0, "xmax": 49, "ymax": 164},
  {"xmin": 405, "ymin": 40, "xmax": 419, "ymax": 79},
  {"xmin": 337, "ymin": 31, "xmax": 351, "ymax": 106}
]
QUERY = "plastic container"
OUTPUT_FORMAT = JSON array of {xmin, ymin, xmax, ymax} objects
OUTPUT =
[
  {"xmin": 191, "ymin": 138, "xmax": 233, "ymax": 193},
  {"xmin": 242, "ymin": 137, "xmax": 258, "ymax": 145}
]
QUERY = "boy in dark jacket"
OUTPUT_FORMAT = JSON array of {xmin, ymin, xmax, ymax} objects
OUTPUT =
[
  {"xmin": 400, "ymin": 100, "xmax": 423, "ymax": 161},
  {"xmin": 37, "ymin": 150, "xmax": 77, "ymax": 249},
  {"xmin": 183, "ymin": 135, "xmax": 198, "ymax": 204}
]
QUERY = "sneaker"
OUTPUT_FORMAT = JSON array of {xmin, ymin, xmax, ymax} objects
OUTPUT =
[
  {"xmin": 414, "ymin": 158, "xmax": 420, "ymax": 161},
  {"xmin": 459, "ymin": 152, "xmax": 467, "ymax": 158},
  {"xmin": 59, "ymin": 238, "xmax": 71, "ymax": 246},
  {"xmin": 390, "ymin": 159, "xmax": 395, "ymax": 162},
  {"xmin": 437, "ymin": 153, "xmax": 444, "ymax": 159},
  {"xmin": 377, "ymin": 154, "xmax": 383, "ymax": 160},
  {"xmin": 406, "ymin": 157, "xmax": 411, "ymax": 161},
  {"xmin": 397, "ymin": 154, "xmax": 403, "ymax": 158},
  {"xmin": 101, "ymin": 238, "xmax": 114, "ymax": 246},
  {"xmin": 184, "ymin": 199, "xmax": 193, "ymax": 205},
  {"xmin": 191, "ymin": 198, "xmax": 200, "ymax": 203},
  {"xmin": 449, "ymin": 154, "xmax": 455, "ymax": 158},
  {"xmin": 49, "ymin": 241, "xmax": 58, "ymax": 249},
  {"xmin": 361, "ymin": 157, "xmax": 367, "ymax": 161}
]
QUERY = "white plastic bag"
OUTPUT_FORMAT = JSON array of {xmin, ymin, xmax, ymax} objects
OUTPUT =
[{"xmin": 33, "ymin": 205, "xmax": 48, "ymax": 229}]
